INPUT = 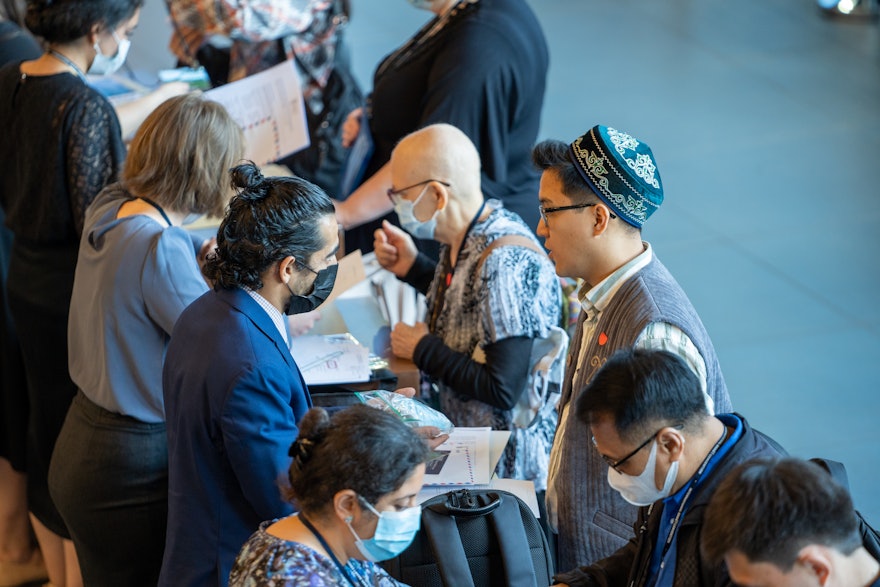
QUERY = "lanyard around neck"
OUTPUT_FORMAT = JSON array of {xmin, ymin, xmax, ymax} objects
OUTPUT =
[
  {"xmin": 659, "ymin": 426, "xmax": 728, "ymax": 561},
  {"xmin": 428, "ymin": 199, "xmax": 487, "ymax": 332},
  {"xmin": 299, "ymin": 513, "xmax": 369, "ymax": 587},
  {"xmin": 48, "ymin": 50, "xmax": 88, "ymax": 83}
]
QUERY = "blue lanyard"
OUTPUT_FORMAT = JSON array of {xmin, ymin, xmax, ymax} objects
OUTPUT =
[
  {"xmin": 48, "ymin": 50, "xmax": 88, "ymax": 83},
  {"xmin": 299, "ymin": 513, "xmax": 370, "ymax": 587},
  {"xmin": 659, "ymin": 427, "xmax": 728, "ymax": 561}
]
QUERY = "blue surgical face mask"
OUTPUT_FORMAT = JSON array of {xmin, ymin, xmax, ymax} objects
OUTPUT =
[
  {"xmin": 345, "ymin": 497, "xmax": 421, "ymax": 562},
  {"xmin": 393, "ymin": 185, "xmax": 437, "ymax": 240},
  {"xmin": 89, "ymin": 31, "xmax": 130, "ymax": 76}
]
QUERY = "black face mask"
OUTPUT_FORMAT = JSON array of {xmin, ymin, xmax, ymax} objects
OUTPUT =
[{"xmin": 285, "ymin": 263, "xmax": 338, "ymax": 315}]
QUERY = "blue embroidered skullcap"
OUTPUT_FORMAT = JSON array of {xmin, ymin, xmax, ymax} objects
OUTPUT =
[{"xmin": 568, "ymin": 125, "xmax": 663, "ymax": 228}]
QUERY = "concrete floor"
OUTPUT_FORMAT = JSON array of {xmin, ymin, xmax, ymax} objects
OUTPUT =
[{"xmin": 128, "ymin": 0, "xmax": 880, "ymax": 520}]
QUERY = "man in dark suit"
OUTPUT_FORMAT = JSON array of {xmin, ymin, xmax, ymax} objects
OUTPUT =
[{"xmin": 159, "ymin": 163, "xmax": 340, "ymax": 587}]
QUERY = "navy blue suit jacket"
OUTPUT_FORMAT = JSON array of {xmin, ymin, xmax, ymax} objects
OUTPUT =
[{"xmin": 159, "ymin": 287, "xmax": 312, "ymax": 586}]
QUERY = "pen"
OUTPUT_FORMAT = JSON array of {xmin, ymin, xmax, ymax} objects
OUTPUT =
[{"xmin": 300, "ymin": 350, "xmax": 344, "ymax": 371}]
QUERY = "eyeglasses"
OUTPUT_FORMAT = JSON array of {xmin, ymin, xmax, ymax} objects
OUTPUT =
[
  {"xmin": 595, "ymin": 430, "xmax": 659, "ymax": 474},
  {"xmin": 386, "ymin": 179, "xmax": 451, "ymax": 204},
  {"xmin": 295, "ymin": 260, "xmax": 318, "ymax": 275},
  {"xmin": 538, "ymin": 202, "xmax": 617, "ymax": 225}
]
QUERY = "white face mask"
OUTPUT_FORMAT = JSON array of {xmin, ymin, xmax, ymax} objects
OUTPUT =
[
  {"xmin": 393, "ymin": 184, "xmax": 438, "ymax": 240},
  {"xmin": 89, "ymin": 31, "xmax": 130, "ymax": 76},
  {"xmin": 606, "ymin": 439, "xmax": 679, "ymax": 506}
]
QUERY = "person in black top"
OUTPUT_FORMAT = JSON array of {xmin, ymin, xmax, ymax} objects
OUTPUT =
[
  {"xmin": 0, "ymin": 4, "xmax": 50, "ymax": 585},
  {"xmin": 335, "ymin": 0, "xmax": 548, "ymax": 255},
  {"xmin": 0, "ymin": 0, "xmax": 141, "ymax": 583}
]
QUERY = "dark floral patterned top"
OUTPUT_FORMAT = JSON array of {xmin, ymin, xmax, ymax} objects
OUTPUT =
[{"xmin": 229, "ymin": 520, "xmax": 407, "ymax": 587}]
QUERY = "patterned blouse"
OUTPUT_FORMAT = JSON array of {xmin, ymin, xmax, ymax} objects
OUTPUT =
[
  {"xmin": 229, "ymin": 520, "xmax": 406, "ymax": 587},
  {"xmin": 421, "ymin": 202, "xmax": 561, "ymax": 486}
]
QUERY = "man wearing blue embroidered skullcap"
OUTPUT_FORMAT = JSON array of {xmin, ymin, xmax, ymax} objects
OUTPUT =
[{"xmin": 531, "ymin": 125, "xmax": 735, "ymax": 579}]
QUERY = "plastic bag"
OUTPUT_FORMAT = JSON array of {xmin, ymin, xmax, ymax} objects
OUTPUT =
[{"xmin": 355, "ymin": 390, "xmax": 454, "ymax": 435}]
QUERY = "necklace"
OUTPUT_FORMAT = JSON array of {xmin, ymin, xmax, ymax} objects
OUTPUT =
[
  {"xmin": 299, "ymin": 514, "xmax": 371, "ymax": 587},
  {"xmin": 48, "ymin": 50, "xmax": 88, "ymax": 83},
  {"xmin": 375, "ymin": 0, "xmax": 479, "ymax": 79}
]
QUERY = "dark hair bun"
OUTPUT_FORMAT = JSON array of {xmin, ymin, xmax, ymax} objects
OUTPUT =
[
  {"xmin": 230, "ymin": 161, "xmax": 265, "ymax": 196},
  {"xmin": 287, "ymin": 408, "xmax": 330, "ymax": 473}
]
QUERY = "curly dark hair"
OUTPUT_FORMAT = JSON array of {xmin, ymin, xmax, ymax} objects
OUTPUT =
[
  {"xmin": 25, "ymin": 0, "xmax": 143, "ymax": 44},
  {"xmin": 204, "ymin": 162, "xmax": 336, "ymax": 290},
  {"xmin": 285, "ymin": 405, "xmax": 430, "ymax": 515}
]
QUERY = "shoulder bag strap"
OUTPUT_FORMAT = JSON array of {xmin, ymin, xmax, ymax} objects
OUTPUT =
[{"xmin": 474, "ymin": 234, "xmax": 546, "ymax": 276}]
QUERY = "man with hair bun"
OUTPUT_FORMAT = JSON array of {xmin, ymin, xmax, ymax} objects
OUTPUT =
[{"xmin": 160, "ymin": 163, "xmax": 340, "ymax": 587}]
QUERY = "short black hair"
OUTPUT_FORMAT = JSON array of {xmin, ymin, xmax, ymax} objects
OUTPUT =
[
  {"xmin": 532, "ymin": 139, "xmax": 598, "ymax": 204},
  {"xmin": 701, "ymin": 457, "xmax": 862, "ymax": 570},
  {"xmin": 26, "ymin": 0, "xmax": 144, "ymax": 43},
  {"xmin": 204, "ymin": 162, "xmax": 336, "ymax": 290},
  {"xmin": 575, "ymin": 348, "xmax": 709, "ymax": 444},
  {"xmin": 286, "ymin": 405, "xmax": 430, "ymax": 514}
]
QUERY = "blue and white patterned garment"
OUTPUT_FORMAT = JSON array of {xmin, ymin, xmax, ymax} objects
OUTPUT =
[
  {"xmin": 229, "ymin": 520, "xmax": 407, "ymax": 587},
  {"xmin": 425, "ymin": 201, "xmax": 561, "ymax": 487}
]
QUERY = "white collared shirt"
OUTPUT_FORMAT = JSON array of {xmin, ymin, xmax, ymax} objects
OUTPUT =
[{"xmin": 243, "ymin": 286, "xmax": 289, "ymax": 347}]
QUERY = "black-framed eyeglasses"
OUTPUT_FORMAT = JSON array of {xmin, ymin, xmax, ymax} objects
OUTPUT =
[
  {"xmin": 593, "ymin": 425, "xmax": 679, "ymax": 474},
  {"xmin": 539, "ymin": 202, "xmax": 616, "ymax": 225},
  {"xmin": 386, "ymin": 179, "xmax": 451, "ymax": 204},
  {"xmin": 295, "ymin": 260, "xmax": 318, "ymax": 275}
]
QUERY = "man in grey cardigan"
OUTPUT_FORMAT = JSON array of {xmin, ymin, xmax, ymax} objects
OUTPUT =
[{"xmin": 532, "ymin": 125, "xmax": 733, "ymax": 571}]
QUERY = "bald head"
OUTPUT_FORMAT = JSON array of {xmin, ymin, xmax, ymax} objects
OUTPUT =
[{"xmin": 391, "ymin": 124, "xmax": 482, "ymax": 204}]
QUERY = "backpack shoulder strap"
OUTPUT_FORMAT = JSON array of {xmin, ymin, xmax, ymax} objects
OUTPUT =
[
  {"xmin": 485, "ymin": 494, "xmax": 540, "ymax": 587},
  {"xmin": 421, "ymin": 507, "xmax": 476, "ymax": 587},
  {"xmin": 475, "ymin": 234, "xmax": 546, "ymax": 276}
]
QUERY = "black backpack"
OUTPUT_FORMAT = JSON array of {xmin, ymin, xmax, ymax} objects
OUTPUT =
[
  {"xmin": 382, "ymin": 489, "xmax": 554, "ymax": 587},
  {"xmin": 810, "ymin": 458, "xmax": 880, "ymax": 559}
]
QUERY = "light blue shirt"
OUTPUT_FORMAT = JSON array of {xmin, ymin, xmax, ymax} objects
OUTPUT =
[{"xmin": 68, "ymin": 186, "xmax": 208, "ymax": 422}]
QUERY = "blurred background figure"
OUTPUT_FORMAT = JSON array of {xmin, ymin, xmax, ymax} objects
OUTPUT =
[
  {"xmin": 229, "ymin": 404, "xmax": 430, "ymax": 586},
  {"xmin": 166, "ymin": 0, "xmax": 363, "ymax": 198},
  {"xmin": 334, "ymin": 0, "xmax": 548, "ymax": 255},
  {"xmin": 48, "ymin": 94, "xmax": 243, "ymax": 587},
  {"xmin": 0, "ymin": 0, "xmax": 46, "ymax": 584},
  {"xmin": 0, "ymin": 0, "xmax": 147, "ymax": 582}
]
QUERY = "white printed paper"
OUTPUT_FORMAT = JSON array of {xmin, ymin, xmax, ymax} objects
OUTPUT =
[
  {"xmin": 423, "ymin": 427, "xmax": 492, "ymax": 486},
  {"xmin": 290, "ymin": 333, "xmax": 370, "ymax": 385},
  {"xmin": 205, "ymin": 60, "xmax": 309, "ymax": 165}
]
